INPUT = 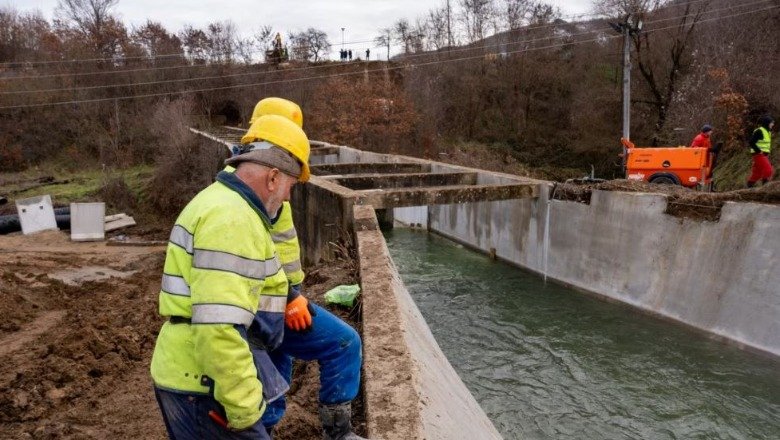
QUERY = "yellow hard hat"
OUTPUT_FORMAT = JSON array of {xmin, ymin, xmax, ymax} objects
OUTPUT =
[
  {"xmin": 249, "ymin": 97, "xmax": 303, "ymax": 127},
  {"xmin": 240, "ymin": 114, "xmax": 310, "ymax": 182}
]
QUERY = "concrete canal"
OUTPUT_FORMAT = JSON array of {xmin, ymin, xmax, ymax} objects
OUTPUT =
[{"xmin": 385, "ymin": 229, "xmax": 780, "ymax": 440}]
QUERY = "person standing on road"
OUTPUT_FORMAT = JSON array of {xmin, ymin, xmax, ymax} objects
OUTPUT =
[
  {"xmin": 244, "ymin": 97, "xmax": 367, "ymax": 440},
  {"xmin": 150, "ymin": 114, "xmax": 311, "ymax": 439},
  {"xmin": 747, "ymin": 115, "xmax": 775, "ymax": 187}
]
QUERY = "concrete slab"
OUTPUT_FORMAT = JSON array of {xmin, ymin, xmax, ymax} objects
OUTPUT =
[
  {"xmin": 334, "ymin": 172, "xmax": 478, "ymax": 190},
  {"xmin": 310, "ymin": 146, "xmax": 340, "ymax": 155},
  {"xmin": 355, "ymin": 183, "xmax": 538, "ymax": 209},
  {"xmin": 104, "ymin": 214, "xmax": 137, "ymax": 232},
  {"xmin": 311, "ymin": 162, "xmax": 430, "ymax": 176}
]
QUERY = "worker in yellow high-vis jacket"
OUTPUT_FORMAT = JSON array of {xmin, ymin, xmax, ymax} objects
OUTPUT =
[
  {"xmin": 246, "ymin": 98, "xmax": 366, "ymax": 440},
  {"xmin": 150, "ymin": 114, "xmax": 310, "ymax": 439}
]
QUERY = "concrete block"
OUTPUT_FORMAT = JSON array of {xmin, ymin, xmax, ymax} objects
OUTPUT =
[
  {"xmin": 15, "ymin": 195, "xmax": 58, "ymax": 235},
  {"xmin": 70, "ymin": 202, "xmax": 105, "ymax": 241}
]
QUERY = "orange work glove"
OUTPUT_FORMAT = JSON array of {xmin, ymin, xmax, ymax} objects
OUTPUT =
[{"xmin": 285, "ymin": 295, "xmax": 313, "ymax": 331}]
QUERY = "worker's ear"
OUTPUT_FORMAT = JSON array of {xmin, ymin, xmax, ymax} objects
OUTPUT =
[{"xmin": 267, "ymin": 168, "xmax": 281, "ymax": 191}]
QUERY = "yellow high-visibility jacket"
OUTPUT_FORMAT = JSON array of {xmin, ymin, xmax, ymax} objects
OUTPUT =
[
  {"xmin": 272, "ymin": 201, "xmax": 304, "ymax": 289},
  {"xmin": 754, "ymin": 127, "xmax": 772, "ymax": 153},
  {"xmin": 223, "ymin": 165, "xmax": 305, "ymax": 290},
  {"xmin": 150, "ymin": 171, "xmax": 288, "ymax": 430}
]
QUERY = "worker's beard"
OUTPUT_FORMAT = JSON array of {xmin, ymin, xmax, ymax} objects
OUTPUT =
[{"xmin": 265, "ymin": 185, "xmax": 287, "ymax": 218}]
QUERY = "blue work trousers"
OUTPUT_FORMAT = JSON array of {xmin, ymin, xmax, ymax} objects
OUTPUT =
[
  {"xmin": 261, "ymin": 303, "xmax": 362, "ymax": 427},
  {"xmin": 154, "ymin": 388, "xmax": 270, "ymax": 440}
]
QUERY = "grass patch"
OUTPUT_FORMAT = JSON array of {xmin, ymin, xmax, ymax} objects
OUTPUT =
[{"xmin": 2, "ymin": 165, "xmax": 154, "ymax": 207}]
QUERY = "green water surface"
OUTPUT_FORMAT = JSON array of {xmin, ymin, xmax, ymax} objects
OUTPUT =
[{"xmin": 385, "ymin": 229, "xmax": 780, "ymax": 440}]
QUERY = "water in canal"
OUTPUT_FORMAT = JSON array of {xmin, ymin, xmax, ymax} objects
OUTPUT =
[{"xmin": 385, "ymin": 229, "xmax": 780, "ymax": 440}]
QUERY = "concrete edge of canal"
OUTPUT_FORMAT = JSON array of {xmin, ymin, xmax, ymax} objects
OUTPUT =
[{"xmin": 354, "ymin": 204, "xmax": 503, "ymax": 439}]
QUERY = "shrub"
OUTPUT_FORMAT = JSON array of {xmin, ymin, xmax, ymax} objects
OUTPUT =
[{"xmin": 146, "ymin": 99, "xmax": 227, "ymax": 218}]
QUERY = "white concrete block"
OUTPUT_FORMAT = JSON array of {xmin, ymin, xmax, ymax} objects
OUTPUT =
[
  {"xmin": 70, "ymin": 202, "xmax": 105, "ymax": 241},
  {"xmin": 15, "ymin": 195, "xmax": 58, "ymax": 235}
]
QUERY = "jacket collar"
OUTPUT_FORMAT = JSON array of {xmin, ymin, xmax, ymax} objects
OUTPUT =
[{"xmin": 216, "ymin": 170, "xmax": 280, "ymax": 226}]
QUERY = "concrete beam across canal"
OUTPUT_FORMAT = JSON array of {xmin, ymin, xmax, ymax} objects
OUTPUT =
[
  {"xmin": 355, "ymin": 183, "xmax": 538, "ymax": 209},
  {"xmin": 311, "ymin": 162, "xmax": 431, "ymax": 175},
  {"xmin": 330, "ymin": 172, "xmax": 478, "ymax": 190}
]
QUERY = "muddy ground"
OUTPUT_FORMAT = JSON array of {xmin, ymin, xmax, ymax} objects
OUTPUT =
[{"xmin": 0, "ymin": 229, "xmax": 362, "ymax": 439}]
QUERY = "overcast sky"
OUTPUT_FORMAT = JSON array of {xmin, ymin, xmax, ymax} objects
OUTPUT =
[{"xmin": 14, "ymin": 0, "xmax": 595, "ymax": 59}]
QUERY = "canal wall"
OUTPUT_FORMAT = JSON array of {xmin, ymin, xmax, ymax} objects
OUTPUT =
[
  {"xmin": 413, "ymin": 190, "xmax": 780, "ymax": 358},
  {"xmin": 353, "ymin": 205, "xmax": 502, "ymax": 440}
]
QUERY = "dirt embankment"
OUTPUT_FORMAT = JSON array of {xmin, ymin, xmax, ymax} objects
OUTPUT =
[
  {"xmin": 553, "ymin": 180, "xmax": 780, "ymax": 221},
  {"xmin": 0, "ymin": 231, "xmax": 167, "ymax": 439},
  {"xmin": 0, "ymin": 230, "xmax": 363, "ymax": 440}
]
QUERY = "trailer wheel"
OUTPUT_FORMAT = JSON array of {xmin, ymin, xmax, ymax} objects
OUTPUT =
[{"xmin": 648, "ymin": 173, "xmax": 681, "ymax": 185}]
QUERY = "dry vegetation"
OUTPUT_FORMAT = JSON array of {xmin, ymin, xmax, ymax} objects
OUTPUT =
[{"xmin": 0, "ymin": 0, "xmax": 778, "ymax": 211}]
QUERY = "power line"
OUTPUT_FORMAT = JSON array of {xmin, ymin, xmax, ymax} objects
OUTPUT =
[
  {"xmin": 0, "ymin": 0, "xmax": 723, "ymax": 82},
  {"xmin": 0, "ymin": 4, "xmax": 774, "ymax": 111},
  {"xmin": 0, "ymin": 35, "xmax": 380, "ymax": 68},
  {"xmin": 0, "ymin": 37, "xmax": 379, "ymax": 81},
  {"xmin": 2, "ymin": 0, "xmax": 766, "ymax": 97}
]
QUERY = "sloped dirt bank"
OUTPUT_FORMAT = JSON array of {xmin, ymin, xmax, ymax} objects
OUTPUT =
[{"xmin": 0, "ymin": 231, "xmax": 363, "ymax": 439}]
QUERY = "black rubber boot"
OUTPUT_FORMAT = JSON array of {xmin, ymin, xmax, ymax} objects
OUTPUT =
[{"xmin": 319, "ymin": 402, "xmax": 368, "ymax": 440}]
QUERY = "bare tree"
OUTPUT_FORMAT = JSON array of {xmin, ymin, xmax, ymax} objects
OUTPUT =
[
  {"xmin": 394, "ymin": 18, "xmax": 413, "ymax": 54},
  {"xmin": 179, "ymin": 25, "xmax": 209, "ymax": 64},
  {"xmin": 131, "ymin": 20, "xmax": 182, "ymax": 62},
  {"xmin": 426, "ymin": 6, "xmax": 450, "ymax": 50},
  {"xmin": 254, "ymin": 25, "xmax": 273, "ymax": 50},
  {"xmin": 55, "ymin": 0, "xmax": 120, "ymax": 57},
  {"xmin": 503, "ymin": 0, "xmax": 532, "ymax": 30},
  {"xmin": 527, "ymin": 2, "xmax": 561, "ymax": 25},
  {"xmin": 593, "ymin": 0, "xmax": 662, "ymax": 17},
  {"xmin": 0, "ymin": 7, "xmax": 55, "ymax": 63},
  {"xmin": 303, "ymin": 28, "xmax": 331, "ymax": 62},
  {"xmin": 412, "ymin": 18, "xmax": 428, "ymax": 52},
  {"xmin": 630, "ymin": 1, "xmax": 708, "ymax": 142},
  {"xmin": 206, "ymin": 20, "xmax": 239, "ymax": 64},
  {"xmin": 374, "ymin": 28, "xmax": 393, "ymax": 60},
  {"xmin": 288, "ymin": 28, "xmax": 331, "ymax": 62},
  {"xmin": 459, "ymin": 0, "xmax": 496, "ymax": 43},
  {"xmin": 288, "ymin": 31, "xmax": 308, "ymax": 61}
]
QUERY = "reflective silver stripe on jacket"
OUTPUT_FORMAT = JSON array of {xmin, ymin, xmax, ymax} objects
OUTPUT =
[
  {"xmin": 259, "ymin": 295, "xmax": 287, "ymax": 313},
  {"xmin": 161, "ymin": 274, "xmax": 191, "ymax": 297},
  {"xmin": 271, "ymin": 227, "xmax": 297, "ymax": 243},
  {"xmin": 169, "ymin": 225, "xmax": 194, "ymax": 254},
  {"xmin": 282, "ymin": 259, "xmax": 302, "ymax": 274},
  {"xmin": 193, "ymin": 249, "xmax": 281, "ymax": 280},
  {"xmin": 191, "ymin": 303, "xmax": 254, "ymax": 327}
]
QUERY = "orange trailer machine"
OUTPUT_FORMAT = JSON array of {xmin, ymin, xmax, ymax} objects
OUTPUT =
[{"xmin": 621, "ymin": 138, "xmax": 713, "ymax": 188}]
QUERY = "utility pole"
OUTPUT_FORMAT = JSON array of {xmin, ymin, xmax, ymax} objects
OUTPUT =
[
  {"xmin": 446, "ymin": 0, "xmax": 453, "ymax": 48},
  {"xmin": 385, "ymin": 29, "xmax": 391, "ymax": 61},
  {"xmin": 621, "ymin": 24, "xmax": 631, "ymax": 141},
  {"xmin": 610, "ymin": 15, "xmax": 643, "ymax": 171},
  {"xmin": 341, "ymin": 27, "xmax": 345, "ymax": 51}
]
